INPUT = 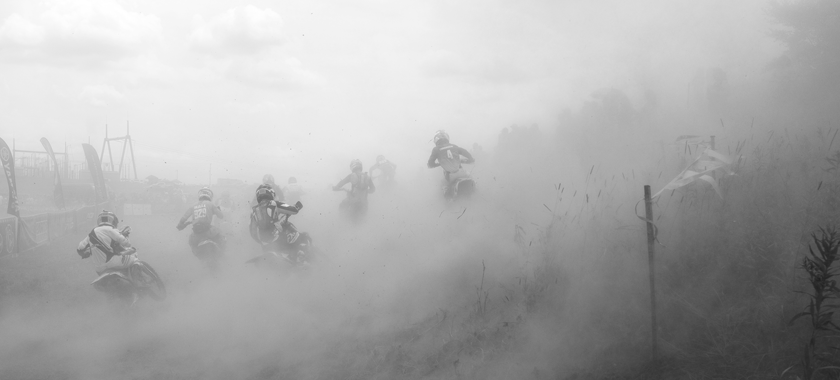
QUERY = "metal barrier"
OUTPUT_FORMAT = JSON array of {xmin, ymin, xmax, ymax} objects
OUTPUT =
[
  {"xmin": 0, "ymin": 202, "xmax": 111, "ymax": 257},
  {"xmin": 0, "ymin": 216, "xmax": 16, "ymax": 256}
]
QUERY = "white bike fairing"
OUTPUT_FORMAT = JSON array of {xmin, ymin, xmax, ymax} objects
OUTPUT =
[{"xmin": 447, "ymin": 167, "xmax": 470, "ymax": 182}]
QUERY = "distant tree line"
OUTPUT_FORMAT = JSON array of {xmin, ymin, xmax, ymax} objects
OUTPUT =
[{"xmin": 769, "ymin": 0, "xmax": 840, "ymax": 121}]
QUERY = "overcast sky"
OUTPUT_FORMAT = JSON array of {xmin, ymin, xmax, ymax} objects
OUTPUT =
[{"xmin": 0, "ymin": 0, "xmax": 780, "ymax": 184}]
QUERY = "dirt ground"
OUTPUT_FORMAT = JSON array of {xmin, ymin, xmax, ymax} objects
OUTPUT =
[{"xmin": 0, "ymin": 188, "xmax": 542, "ymax": 380}]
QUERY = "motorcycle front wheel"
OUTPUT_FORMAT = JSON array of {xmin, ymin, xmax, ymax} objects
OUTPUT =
[{"xmin": 130, "ymin": 261, "xmax": 167, "ymax": 301}]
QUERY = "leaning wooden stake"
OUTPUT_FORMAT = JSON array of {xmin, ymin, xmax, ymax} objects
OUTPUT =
[{"xmin": 644, "ymin": 185, "xmax": 658, "ymax": 360}]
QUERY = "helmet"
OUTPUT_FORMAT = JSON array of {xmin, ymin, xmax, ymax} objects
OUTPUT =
[
  {"xmin": 350, "ymin": 159, "xmax": 363, "ymax": 172},
  {"xmin": 198, "ymin": 187, "xmax": 213, "ymax": 201},
  {"xmin": 256, "ymin": 185, "xmax": 275, "ymax": 203},
  {"xmin": 288, "ymin": 177, "xmax": 297, "ymax": 184},
  {"xmin": 376, "ymin": 155, "xmax": 386, "ymax": 163},
  {"xmin": 262, "ymin": 174, "xmax": 275, "ymax": 185},
  {"xmin": 433, "ymin": 130, "xmax": 449, "ymax": 145},
  {"xmin": 97, "ymin": 210, "xmax": 119, "ymax": 228}
]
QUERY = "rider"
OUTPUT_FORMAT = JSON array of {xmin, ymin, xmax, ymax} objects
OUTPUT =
[
  {"xmin": 77, "ymin": 210, "xmax": 143, "ymax": 302},
  {"xmin": 370, "ymin": 155, "xmax": 396, "ymax": 184},
  {"xmin": 427, "ymin": 130, "xmax": 475, "ymax": 198},
  {"xmin": 176, "ymin": 187, "xmax": 226, "ymax": 253},
  {"xmin": 249, "ymin": 185, "xmax": 305, "ymax": 260},
  {"xmin": 76, "ymin": 210, "xmax": 135, "ymax": 277},
  {"xmin": 333, "ymin": 159, "xmax": 375, "ymax": 212},
  {"xmin": 76, "ymin": 210, "xmax": 139, "ymax": 290},
  {"xmin": 216, "ymin": 191, "xmax": 234, "ymax": 212},
  {"xmin": 283, "ymin": 177, "xmax": 304, "ymax": 204}
]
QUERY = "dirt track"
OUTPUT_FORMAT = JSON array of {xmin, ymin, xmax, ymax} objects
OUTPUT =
[{"xmin": 0, "ymin": 190, "xmax": 536, "ymax": 380}]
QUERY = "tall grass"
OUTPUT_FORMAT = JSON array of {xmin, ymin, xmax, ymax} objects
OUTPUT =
[{"xmin": 787, "ymin": 227, "xmax": 840, "ymax": 379}]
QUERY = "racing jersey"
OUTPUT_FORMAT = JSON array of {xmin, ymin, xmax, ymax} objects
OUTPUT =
[
  {"xmin": 428, "ymin": 143, "xmax": 474, "ymax": 173},
  {"xmin": 250, "ymin": 200, "xmax": 300, "ymax": 243},
  {"xmin": 76, "ymin": 225, "xmax": 132, "ymax": 274},
  {"xmin": 335, "ymin": 172, "xmax": 375, "ymax": 199},
  {"xmin": 179, "ymin": 200, "xmax": 224, "ymax": 233}
]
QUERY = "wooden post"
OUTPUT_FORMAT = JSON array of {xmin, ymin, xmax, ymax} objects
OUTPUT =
[
  {"xmin": 710, "ymin": 136, "xmax": 716, "ymax": 180},
  {"xmin": 644, "ymin": 185, "xmax": 658, "ymax": 359}
]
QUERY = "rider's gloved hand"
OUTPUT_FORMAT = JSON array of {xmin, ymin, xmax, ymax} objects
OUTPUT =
[
  {"xmin": 176, "ymin": 223, "xmax": 185, "ymax": 231},
  {"xmin": 77, "ymin": 245, "xmax": 92, "ymax": 259},
  {"xmin": 120, "ymin": 226, "xmax": 131, "ymax": 237},
  {"xmin": 332, "ymin": 185, "xmax": 340, "ymax": 191}
]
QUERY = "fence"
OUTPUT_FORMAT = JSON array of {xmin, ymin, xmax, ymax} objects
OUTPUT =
[{"xmin": 0, "ymin": 202, "xmax": 111, "ymax": 257}]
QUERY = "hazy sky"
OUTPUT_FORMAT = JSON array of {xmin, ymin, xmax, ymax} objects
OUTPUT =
[{"xmin": 0, "ymin": 0, "xmax": 780, "ymax": 184}]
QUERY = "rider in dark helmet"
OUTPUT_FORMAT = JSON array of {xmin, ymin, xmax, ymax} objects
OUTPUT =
[
  {"xmin": 249, "ymin": 184, "xmax": 305, "ymax": 259},
  {"xmin": 176, "ymin": 187, "xmax": 226, "ymax": 253},
  {"xmin": 427, "ymin": 130, "xmax": 474, "ymax": 198},
  {"xmin": 251, "ymin": 174, "xmax": 284, "ymax": 206}
]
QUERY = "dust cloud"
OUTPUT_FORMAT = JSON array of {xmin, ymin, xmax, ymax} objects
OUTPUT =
[
  {"xmin": 0, "ymin": 156, "xmax": 556, "ymax": 379},
  {"xmin": 1, "ymin": 0, "xmax": 833, "ymax": 378},
  {"xmin": 0, "ymin": 123, "xmax": 736, "ymax": 379}
]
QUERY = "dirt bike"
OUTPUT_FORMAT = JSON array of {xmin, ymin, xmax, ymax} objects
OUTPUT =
[
  {"xmin": 334, "ymin": 188, "xmax": 369, "ymax": 222},
  {"xmin": 180, "ymin": 221, "xmax": 224, "ymax": 270},
  {"xmin": 247, "ymin": 201, "xmax": 316, "ymax": 270},
  {"xmin": 90, "ymin": 246, "xmax": 166, "ymax": 307},
  {"xmin": 431, "ymin": 159, "xmax": 476, "ymax": 201},
  {"xmin": 448, "ymin": 176, "xmax": 476, "ymax": 201}
]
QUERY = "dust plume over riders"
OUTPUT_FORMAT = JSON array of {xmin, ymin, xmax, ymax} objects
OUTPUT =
[{"xmin": 0, "ymin": 0, "xmax": 822, "ymax": 379}]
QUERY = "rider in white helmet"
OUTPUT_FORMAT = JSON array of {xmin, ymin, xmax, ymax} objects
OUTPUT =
[
  {"xmin": 283, "ymin": 176, "xmax": 305, "ymax": 204},
  {"xmin": 176, "ymin": 187, "xmax": 226, "ymax": 253},
  {"xmin": 427, "ymin": 130, "xmax": 474, "ymax": 197},
  {"xmin": 76, "ymin": 210, "xmax": 133, "ymax": 275}
]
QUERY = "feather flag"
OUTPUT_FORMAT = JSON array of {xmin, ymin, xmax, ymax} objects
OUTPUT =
[{"xmin": 654, "ymin": 144, "xmax": 735, "ymax": 199}]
